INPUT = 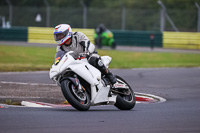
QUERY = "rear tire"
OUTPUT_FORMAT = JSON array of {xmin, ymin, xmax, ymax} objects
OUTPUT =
[
  {"xmin": 114, "ymin": 76, "xmax": 136, "ymax": 110},
  {"xmin": 95, "ymin": 38, "xmax": 102, "ymax": 49},
  {"xmin": 61, "ymin": 80, "xmax": 90, "ymax": 111}
]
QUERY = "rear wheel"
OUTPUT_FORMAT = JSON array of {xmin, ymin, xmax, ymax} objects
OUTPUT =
[
  {"xmin": 61, "ymin": 80, "xmax": 90, "ymax": 111},
  {"xmin": 114, "ymin": 76, "xmax": 136, "ymax": 110},
  {"xmin": 95, "ymin": 38, "xmax": 102, "ymax": 49},
  {"xmin": 111, "ymin": 42, "xmax": 116, "ymax": 49}
]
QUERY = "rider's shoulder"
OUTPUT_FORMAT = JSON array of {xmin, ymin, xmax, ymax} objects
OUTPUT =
[
  {"xmin": 73, "ymin": 32, "xmax": 78, "ymax": 35},
  {"xmin": 73, "ymin": 31, "xmax": 85, "ymax": 36}
]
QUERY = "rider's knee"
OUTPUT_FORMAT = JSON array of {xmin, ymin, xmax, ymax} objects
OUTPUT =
[{"xmin": 88, "ymin": 54, "xmax": 100, "ymax": 67}]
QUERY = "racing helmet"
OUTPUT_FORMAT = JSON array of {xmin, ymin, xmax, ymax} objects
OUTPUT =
[{"xmin": 53, "ymin": 24, "xmax": 72, "ymax": 46}]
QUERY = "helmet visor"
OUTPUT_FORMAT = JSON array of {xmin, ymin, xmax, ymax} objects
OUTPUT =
[{"xmin": 54, "ymin": 29, "xmax": 69, "ymax": 41}]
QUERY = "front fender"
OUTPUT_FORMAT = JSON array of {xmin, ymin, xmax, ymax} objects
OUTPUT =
[{"xmin": 60, "ymin": 77, "xmax": 79, "ymax": 88}]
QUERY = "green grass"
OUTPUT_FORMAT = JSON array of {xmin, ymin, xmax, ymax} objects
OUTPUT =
[
  {"xmin": 0, "ymin": 45, "xmax": 55, "ymax": 71},
  {"xmin": 101, "ymin": 50, "xmax": 200, "ymax": 68},
  {"xmin": 0, "ymin": 45, "xmax": 200, "ymax": 72}
]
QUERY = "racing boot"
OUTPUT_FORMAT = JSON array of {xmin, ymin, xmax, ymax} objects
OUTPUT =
[
  {"xmin": 89, "ymin": 56, "xmax": 117, "ymax": 85},
  {"xmin": 105, "ymin": 69, "xmax": 117, "ymax": 85}
]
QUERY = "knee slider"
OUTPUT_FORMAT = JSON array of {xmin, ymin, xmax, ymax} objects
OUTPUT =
[
  {"xmin": 88, "ymin": 56, "xmax": 98, "ymax": 66},
  {"xmin": 97, "ymin": 59, "xmax": 104, "ymax": 67}
]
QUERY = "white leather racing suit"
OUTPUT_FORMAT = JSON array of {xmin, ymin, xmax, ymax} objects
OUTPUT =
[
  {"xmin": 55, "ymin": 31, "xmax": 117, "ymax": 85},
  {"xmin": 56, "ymin": 31, "xmax": 96, "ymax": 59}
]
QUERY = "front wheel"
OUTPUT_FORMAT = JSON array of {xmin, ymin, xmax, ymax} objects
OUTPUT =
[
  {"xmin": 61, "ymin": 80, "xmax": 90, "ymax": 111},
  {"xmin": 114, "ymin": 76, "xmax": 136, "ymax": 110}
]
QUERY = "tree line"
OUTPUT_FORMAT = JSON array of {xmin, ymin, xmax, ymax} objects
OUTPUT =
[
  {"xmin": 1, "ymin": 0, "xmax": 200, "ymax": 31},
  {"xmin": 1, "ymin": 0, "xmax": 200, "ymax": 9}
]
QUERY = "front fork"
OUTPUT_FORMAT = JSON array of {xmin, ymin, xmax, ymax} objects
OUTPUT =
[
  {"xmin": 66, "ymin": 75, "xmax": 83, "ymax": 92},
  {"xmin": 55, "ymin": 74, "xmax": 83, "ymax": 93}
]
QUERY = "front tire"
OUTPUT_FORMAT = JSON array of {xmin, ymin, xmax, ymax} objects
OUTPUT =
[
  {"xmin": 114, "ymin": 76, "xmax": 136, "ymax": 110},
  {"xmin": 61, "ymin": 80, "xmax": 90, "ymax": 111}
]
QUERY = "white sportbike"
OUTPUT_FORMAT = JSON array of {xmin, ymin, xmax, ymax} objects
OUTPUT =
[{"xmin": 49, "ymin": 51, "xmax": 135, "ymax": 111}]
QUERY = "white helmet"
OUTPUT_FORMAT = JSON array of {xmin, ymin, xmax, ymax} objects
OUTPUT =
[{"xmin": 53, "ymin": 24, "xmax": 72, "ymax": 46}]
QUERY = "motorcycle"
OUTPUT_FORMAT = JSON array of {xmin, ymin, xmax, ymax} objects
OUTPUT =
[
  {"xmin": 94, "ymin": 29, "xmax": 117, "ymax": 49},
  {"xmin": 49, "ymin": 51, "xmax": 135, "ymax": 111}
]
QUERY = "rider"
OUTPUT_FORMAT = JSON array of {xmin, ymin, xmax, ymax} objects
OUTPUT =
[
  {"xmin": 95, "ymin": 24, "xmax": 107, "ymax": 47},
  {"xmin": 96, "ymin": 24, "xmax": 107, "ymax": 36},
  {"xmin": 53, "ymin": 24, "xmax": 117, "ymax": 85}
]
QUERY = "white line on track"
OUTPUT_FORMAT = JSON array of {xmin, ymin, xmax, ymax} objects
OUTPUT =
[
  {"xmin": 1, "ymin": 67, "xmax": 200, "ymax": 75},
  {"xmin": 0, "ymin": 81, "xmax": 56, "ymax": 86},
  {"xmin": 0, "ymin": 79, "xmax": 166, "ymax": 108},
  {"xmin": 0, "ymin": 71, "xmax": 48, "ymax": 75},
  {"xmin": 0, "ymin": 81, "xmax": 166, "ymax": 104},
  {"xmin": 131, "ymin": 67, "xmax": 200, "ymax": 71}
]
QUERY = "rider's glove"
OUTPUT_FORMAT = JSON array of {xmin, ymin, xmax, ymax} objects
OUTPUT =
[{"xmin": 79, "ymin": 52, "xmax": 90, "ymax": 59}]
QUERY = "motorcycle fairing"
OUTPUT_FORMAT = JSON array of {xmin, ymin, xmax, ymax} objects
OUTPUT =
[{"xmin": 68, "ymin": 61, "xmax": 101, "ymax": 86}]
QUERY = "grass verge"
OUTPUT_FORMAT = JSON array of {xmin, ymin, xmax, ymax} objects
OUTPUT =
[{"xmin": 0, "ymin": 45, "xmax": 200, "ymax": 72}]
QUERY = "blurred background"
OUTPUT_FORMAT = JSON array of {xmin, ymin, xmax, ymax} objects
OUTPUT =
[
  {"xmin": 1, "ymin": 0, "xmax": 200, "ymax": 50},
  {"xmin": 0, "ymin": 0, "xmax": 200, "ymax": 32}
]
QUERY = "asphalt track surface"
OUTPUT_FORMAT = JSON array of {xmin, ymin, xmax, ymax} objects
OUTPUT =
[{"xmin": 0, "ymin": 68, "xmax": 200, "ymax": 133}]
